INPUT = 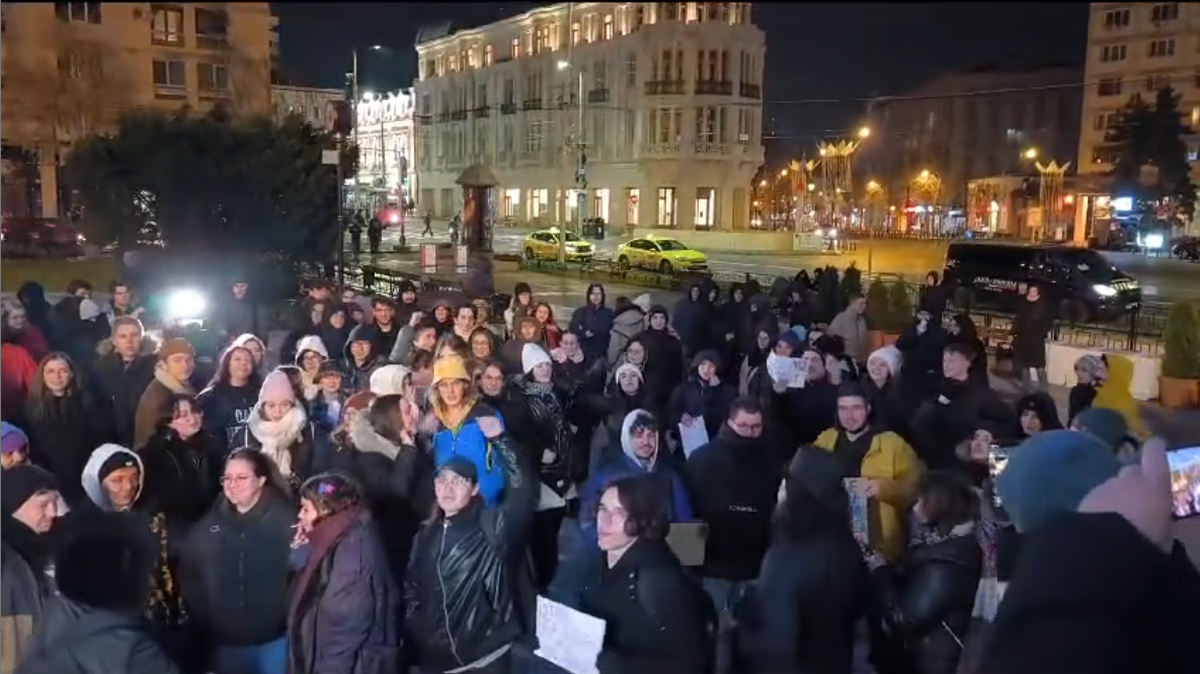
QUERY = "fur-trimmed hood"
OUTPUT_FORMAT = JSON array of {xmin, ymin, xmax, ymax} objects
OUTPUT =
[
  {"xmin": 95, "ymin": 334, "xmax": 160, "ymax": 357},
  {"xmin": 347, "ymin": 410, "xmax": 402, "ymax": 461}
]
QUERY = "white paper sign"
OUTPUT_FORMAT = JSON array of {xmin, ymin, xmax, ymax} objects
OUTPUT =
[
  {"xmin": 678, "ymin": 419, "xmax": 710, "ymax": 457},
  {"xmin": 535, "ymin": 595, "xmax": 606, "ymax": 674},
  {"xmin": 766, "ymin": 352, "xmax": 806, "ymax": 389}
]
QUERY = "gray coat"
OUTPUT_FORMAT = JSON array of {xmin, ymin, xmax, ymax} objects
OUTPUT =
[{"xmin": 16, "ymin": 599, "xmax": 180, "ymax": 674}]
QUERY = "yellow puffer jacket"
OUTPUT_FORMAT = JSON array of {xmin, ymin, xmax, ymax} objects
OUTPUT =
[{"xmin": 812, "ymin": 428, "xmax": 924, "ymax": 561}]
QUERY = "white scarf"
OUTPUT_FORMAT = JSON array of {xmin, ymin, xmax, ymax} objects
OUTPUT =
[{"xmin": 246, "ymin": 405, "xmax": 307, "ymax": 477}]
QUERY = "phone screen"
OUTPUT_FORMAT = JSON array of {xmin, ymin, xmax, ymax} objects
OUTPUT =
[
  {"xmin": 1168, "ymin": 446, "xmax": 1200, "ymax": 520},
  {"xmin": 988, "ymin": 444, "xmax": 1010, "ymax": 509}
]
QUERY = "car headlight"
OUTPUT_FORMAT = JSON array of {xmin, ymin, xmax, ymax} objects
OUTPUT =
[
  {"xmin": 1092, "ymin": 284, "xmax": 1118, "ymax": 297},
  {"xmin": 166, "ymin": 289, "xmax": 207, "ymax": 320}
]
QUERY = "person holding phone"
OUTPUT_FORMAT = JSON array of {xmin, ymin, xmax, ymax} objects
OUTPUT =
[{"xmin": 985, "ymin": 437, "xmax": 1200, "ymax": 674}]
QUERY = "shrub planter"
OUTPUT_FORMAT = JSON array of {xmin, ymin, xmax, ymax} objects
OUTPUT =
[{"xmin": 1159, "ymin": 300, "xmax": 1200, "ymax": 409}]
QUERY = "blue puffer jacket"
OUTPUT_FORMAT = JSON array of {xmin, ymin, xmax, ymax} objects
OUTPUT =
[{"xmin": 430, "ymin": 400, "xmax": 507, "ymax": 506}]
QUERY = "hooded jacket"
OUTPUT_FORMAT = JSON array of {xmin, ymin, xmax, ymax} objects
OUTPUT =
[
  {"xmin": 580, "ymin": 410, "xmax": 694, "ymax": 544},
  {"xmin": 668, "ymin": 350, "xmax": 737, "ymax": 440},
  {"xmin": 569, "ymin": 284, "xmax": 614, "ymax": 362},
  {"xmin": 342, "ymin": 324, "xmax": 385, "ymax": 394},
  {"xmin": 607, "ymin": 303, "xmax": 646, "ymax": 368},
  {"xmin": 428, "ymin": 396, "xmax": 510, "ymax": 507}
]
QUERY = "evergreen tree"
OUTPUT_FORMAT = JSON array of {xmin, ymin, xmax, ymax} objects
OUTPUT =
[
  {"xmin": 1103, "ymin": 94, "xmax": 1153, "ymax": 202},
  {"xmin": 1148, "ymin": 86, "xmax": 1197, "ymax": 221}
]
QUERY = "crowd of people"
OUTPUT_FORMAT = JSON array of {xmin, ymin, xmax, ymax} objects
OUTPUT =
[{"xmin": 0, "ymin": 270, "xmax": 1196, "ymax": 674}]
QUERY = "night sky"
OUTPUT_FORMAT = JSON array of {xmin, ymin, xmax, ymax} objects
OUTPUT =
[{"xmin": 273, "ymin": 2, "xmax": 1089, "ymax": 162}]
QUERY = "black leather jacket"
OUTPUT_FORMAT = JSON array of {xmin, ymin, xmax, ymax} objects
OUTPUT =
[
  {"xmin": 403, "ymin": 434, "xmax": 536, "ymax": 672},
  {"xmin": 879, "ymin": 529, "xmax": 983, "ymax": 674}
]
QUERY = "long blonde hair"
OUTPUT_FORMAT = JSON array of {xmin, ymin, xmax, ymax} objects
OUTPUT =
[{"xmin": 26, "ymin": 351, "xmax": 85, "ymax": 422}]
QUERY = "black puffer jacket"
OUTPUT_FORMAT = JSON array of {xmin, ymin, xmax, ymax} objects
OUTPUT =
[
  {"xmin": 507, "ymin": 378, "xmax": 579, "ymax": 494},
  {"xmin": 877, "ymin": 527, "xmax": 983, "ymax": 674},
  {"xmin": 91, "ymin": 338, "xmax": 158, "ymax": 448},
  {"xmin": 403, "ymin": 436, "xmax": 536, "ymax": 673},
  {"xmin": 139, "ymin": 427, "xmax": 225, "ymax": 529},
  {"xmin": 579, "ymin": 537, "xmax": 714, "ymax": 674},
  {"xmin": 180, "ymin": 490, "xmax": 296, "ymax": 647}
]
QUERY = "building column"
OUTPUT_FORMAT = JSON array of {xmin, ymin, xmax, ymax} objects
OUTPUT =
[
  {"xmin": 39, "ymin": 149, "xmax": 59, "ymax": 220},
  {"xmin": 639, "ymin": 184, "xmax": 657, "ymax": 229},
  {"xmin": 1073, "ymin": 197, "xmax": 1090, "ymax": 247},
  {"xmin": 718, "ymin": 186, "xmax": 736, "ymax": 231},
  {"xmin": 677, "ymin": 183, "xmax": 696, "ymax": 230}
]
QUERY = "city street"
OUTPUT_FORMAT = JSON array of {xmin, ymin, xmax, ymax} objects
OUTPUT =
[{"xmin": 376, "ymin": 223, "xmax": 1200, "ymax": 302}]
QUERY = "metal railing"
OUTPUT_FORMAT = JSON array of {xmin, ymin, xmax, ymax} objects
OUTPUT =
[{"xmin": 514, "ymin": 257, "xmax": 1169, "ymax": 352}]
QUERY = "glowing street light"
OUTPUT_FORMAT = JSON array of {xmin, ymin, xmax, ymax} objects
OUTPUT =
[
  {"xmin": 779, "ymin": 169, "xmax": 788, "ymax": 177},
  {"xmin": 858, "ymin": 126, "xmax": 871, "ymax": 139},
  {"xmin": 361, "ymin": 91, "xmax": 376, "ymax": 102},
  {"xmin": 1022, "ymin": 147, "xmax": 1039, "ymax": 160},
  {"xmin": 919, "ymin": 169, "xmax": 931, "ymax": 180},
  {"xmin": 866, "ymin": 180, "xmax": 880, "ymax": 191},
  {"xmin": 556, "ymin": 60, "xmax": 570, "ymax": 71}
]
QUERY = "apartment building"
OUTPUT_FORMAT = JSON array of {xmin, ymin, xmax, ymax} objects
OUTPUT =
[
  {"xmin": 860, "ymin": 63, "xmax": 1083, "ymax": 208},
  {"xmin": 271, "ymin": 84, "xmax": 344, "ymax": 127},
  {"xmin": 1078, "ymin": 2, "xmax": 1200, "ymax": 175},
  {"xmin": 413, "ymin": 2, "xmax": 765, "ymax": 231},
  {"xmin": 1, "ymin": 2, "xmax": 275, "ymax": 218}
]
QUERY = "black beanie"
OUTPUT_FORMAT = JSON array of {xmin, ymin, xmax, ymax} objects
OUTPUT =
[
  {"xmin": 0, "ymin": 464, "xmax": 59, "ymax": 516},
  {"xmin": 97, "ymin": 451, "xmax": 139, "ymax": 484}
]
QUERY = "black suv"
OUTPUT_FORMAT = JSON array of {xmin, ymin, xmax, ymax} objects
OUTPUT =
[{"xmin": 942, "ymin": 241, "xmax": 1142, "ymax": 322}]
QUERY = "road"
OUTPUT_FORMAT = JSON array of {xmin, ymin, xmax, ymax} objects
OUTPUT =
[{"xmin": 377, "ymin": 224, "xmax": 1200, "ymax": 303}]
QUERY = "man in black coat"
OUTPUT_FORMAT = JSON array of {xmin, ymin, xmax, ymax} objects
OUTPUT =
[
  {"xmin": 91, "ymin": 317, "xmax": 158, "ymax": 448},
  {"xmin": 1011, "ymin": 284, "xmax": 1054, "ymax": 393}
]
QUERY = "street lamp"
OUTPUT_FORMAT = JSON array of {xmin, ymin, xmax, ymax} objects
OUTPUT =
[
  {"xmin": 858, "ymin": 126, "xmax": 871, "ymax": 139},
  {"xmin": 555, "ymin": 57, "xmax": 586, "ymax": 263},
  {"xmin": 1022, "ymin": 147, "xmax": 1039, "ymax": 160}
]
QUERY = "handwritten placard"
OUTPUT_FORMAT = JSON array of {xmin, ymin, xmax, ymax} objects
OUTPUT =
[{"xmin": 535, "ymin": 595, "xmax": 606, "ymax": 674}]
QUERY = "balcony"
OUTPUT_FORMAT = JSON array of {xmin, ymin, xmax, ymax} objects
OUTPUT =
[
  {"xmin": 693, "ymin": 141, "xmax": 730, "ymax": 155},
  {"xmin": 586, "ymin": 88, "xmax": 610, "ymax": 104},
  {"xmin": 695, "ymin": 80, "xmax": 732, "ymax": 96},
  {"xmin": 472, "ymin": 106, "xmax": 490, "ymax": 119},
  {"xmin": 450, "ymin": 110, "xmax": 467, "ymax": 121},
  {"xmin": 500, "ymin": 102, "xmax": 517, "ymax": 115},
  {"xmin": 739, "ymin": 83, "xmax": 762, "ymax": 99},
  {"xmin": 436, "ymin": 111, "xmax": 451, "ymax": 123},
  {"xmin": 644, "ymin": 80, "xmax": 686, "ymax": 96},
  {"xmin": 522, "ymin": 98, "xmax": 543, "ymax": 111},
  {"xmin": 641, "ymin": 142, "xmax": 681, "ymax": 156}
]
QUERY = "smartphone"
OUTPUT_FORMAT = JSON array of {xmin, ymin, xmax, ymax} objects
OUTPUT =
[
  {"xmin": 1168, "ymin": 446, "xmax": 1200, "ymax": 520},
  {"xmin": 988, "ymin": 444, "xmax": 1010, "ymax": 509}
]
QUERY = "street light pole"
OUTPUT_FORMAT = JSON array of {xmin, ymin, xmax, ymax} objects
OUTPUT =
[
  {"xmin": 576, "ymin": 67, "xmax": 586, "ymax": 240},
  {"xmin": 351, "ymin": 48, "xmax": 359, "ymax": 211}
]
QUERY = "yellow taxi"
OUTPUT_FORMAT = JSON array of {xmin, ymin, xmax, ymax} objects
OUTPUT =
[
  {"xmin": 616, "ymin": 234, "xmax": 708, "ymax": 273},
  {"xmin": 522, "ymin": 227, "xmax": 595, "ymax": 261}
]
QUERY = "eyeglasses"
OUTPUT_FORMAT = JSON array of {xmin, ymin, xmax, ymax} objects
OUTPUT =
[{"xmin": 221, "ymin": 474, "xmax": 254, "ymax": 486}]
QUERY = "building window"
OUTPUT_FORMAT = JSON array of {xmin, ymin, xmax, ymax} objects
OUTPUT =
[
  {"xmin": 467, "ymin": 47, "xmax": 478, "ymax": 68},
  {"xmin": 484, "ymin": 45, "xmax": 494, "ymax": 66},
  {"xmin": 1103, "ymin": 8, "xmax": 1130, "ymax": 29},
  {"xmin": 58, "ymin": 54, "xmax": 101, "ymax": 80},
  {"xmin": 1094, "ymin": 112, "xmax": 1119, "ymax": 130},
  {"xmin": 1150, "ymin": 3, "xmax": 1179, "ymax": 23},
  {"xmin": 571, "ymin": 22, "xmax": 581, "ymax": 45},
  {"xmin": 510, "ymin": 37, "xmax": 521, "ymax": 59},
  {"xmin": 55, "ymin": 2, "xmax": 101, "ymax": 23},
  {"xmin": 695, "ymin": 188, "xmax": 715, "ymax": 228},
  {"xmin": 150, "ymin": 5, "xmax": 184, "ymax": 45},
  {"xmin": 152, "ymin": 59, "xmax": 187, "ymax": 88},
  {"xmin": 197, "ymin": 62, "xmax": 228, "ymax": 92},
  {"xmin": 1099, "ymin": 44, "xmax": 1126, "ymax": 62},
  {"xmin": 626, "ymin": 188, "xmax": 639, "ymax": 226},
  {"xmin": 1145, "ymin": 74, "xmax": 1172, "ymax": 92},
  {"xmin": 1148, "ymin": 39, "xmax": 1175, "ymax": 58},
  {"xmin": 625, "ymin": 53, "xmax": 637, "ymax": 87},
  {"xmin": 657, "ymin": 187, "xmax": 677, "ymax": 227},
  {"xmin": 603, "ymin": 15, "xmax": 614, "ymax": 40},
  {"xmin": 195, "ymin": 8, "xmax": 229, "ymax": 49},
  {"xmin": 1097, "ymin": 78, "xmax": 1123, "ymax": 97}
]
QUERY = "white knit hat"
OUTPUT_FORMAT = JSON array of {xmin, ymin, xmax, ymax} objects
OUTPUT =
[
  {"xmin": 867, "ymin": 345, "xmax": 902, "ymax": 377},
  {"xmin": 294, "ymin": 334, "xmax": 329, "ymax": 362},
  {"xmin": 522, "ymin": 343, "xmax": 552, "ymax": 374}
]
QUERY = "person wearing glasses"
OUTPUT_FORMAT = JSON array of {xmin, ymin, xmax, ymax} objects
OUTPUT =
[{"xmin": 180, "ymin": 449, "xmax": 296, "ymax": 674}]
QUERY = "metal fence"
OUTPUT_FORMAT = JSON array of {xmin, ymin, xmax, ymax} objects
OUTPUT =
[{"xmin": 314, "ymin": 258, "xmax": 1167, "ymax": 355}]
